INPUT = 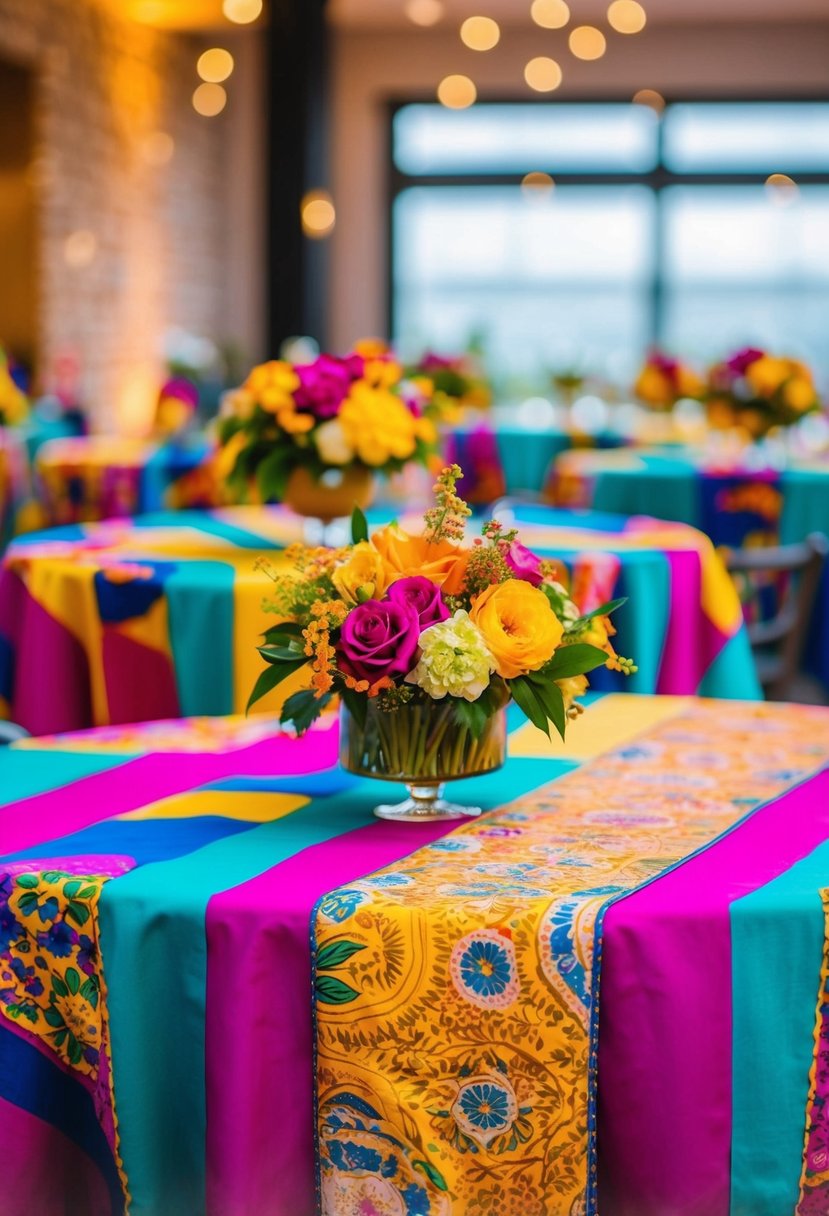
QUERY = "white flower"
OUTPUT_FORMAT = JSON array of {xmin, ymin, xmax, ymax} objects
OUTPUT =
[
  {"xmin": 314, "ymin": 418, "xmax": 355, "ymax": 465},
  {"xmin": 405, "ymin": 610, "xmax": 496, "ymax": 702}
]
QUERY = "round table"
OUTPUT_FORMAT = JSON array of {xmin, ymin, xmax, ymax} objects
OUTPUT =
[{"xmin": 0, "ymin": 693, "xmax": 826, "ymax": 1216}]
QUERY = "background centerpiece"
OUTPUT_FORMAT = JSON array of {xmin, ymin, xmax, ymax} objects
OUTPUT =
[
  {"xmin": 705, "ymin": 346, "xmax": 821, "ymax": 438},
  {"xmin": 250, "ymin": 466, "xmax": 633, "ymax": 820},
  {"xmin": 217, "ymin": 341, "xmax": 443, "ymax": 522}
]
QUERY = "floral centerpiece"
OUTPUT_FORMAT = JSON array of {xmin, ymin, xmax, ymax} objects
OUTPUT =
[
  {"xmin": 153, "ymin": 377, "xmax": 199, "ymax": 439},
  {"xmin": 217, "ymin": 341, "xmax": 442, "ymax": 521},
  {"xmin": 406, "ymin": 351, "xmax": 491, "ymax": 417},
  {"xmin": 0, "ymin": 349, "xmax": 28, "ymax": 428},
  {"xmin": 634, "ymin": 351, "xmax": 703, "ymax": 411},
  {"xmin": 250, "ymin": 465, "xmax": 633, "ymax": 821},
  {"xmin": 705, "ymin": 347, "xmax": 821, "ymax": 437}
]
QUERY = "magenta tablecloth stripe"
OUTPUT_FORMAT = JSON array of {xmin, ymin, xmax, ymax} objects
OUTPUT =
[
  {"xmin": 204, "ymin": 816, "xmax": 452, "ymax": 1216},
  {"xmin": 597, "ymin": 769, "xmax": 829, "ymax": 1216}
]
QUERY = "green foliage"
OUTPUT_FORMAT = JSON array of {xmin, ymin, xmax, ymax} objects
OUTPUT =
[
  {"xmin": 543, "ymin": 643, "xmax": 609, "ymax": 680},
  {"xmin": 315, "ymin": 974, "xmax": 360, "ymax": 1005},
  {"xmin": 280, "ymin": 689, "xmax": 333, "ymax": 734},
  {"xmin": 316, "ymin": 940, "xmax": 366, "ymax": 970},
  {"xmin": 246, "ymin": 660, "xmax": 308, "ymax": 714},
  {"xmin": 351, "ymin": 505, "xmax": 369, "ymax": 545}
]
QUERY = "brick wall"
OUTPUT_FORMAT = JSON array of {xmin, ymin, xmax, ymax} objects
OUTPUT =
[{"xmin": 0, "ymin": 0, "xmax": 247, "ymax": 430}]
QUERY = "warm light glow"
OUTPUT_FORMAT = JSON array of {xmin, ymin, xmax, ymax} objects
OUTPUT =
[
  {"xmin": 766, "ymin": 173, "xmax": 799, "ymax": 206},
  {"xmin": 222, "ymin": 0, "xmax": 263, "ymax": 23},
  {"xmin": 521, "ymin": 171, "xmax": 555, "ymax": 196},
  {"xmin": 530, "ymin": 0, "xmax": 570, "ymax": 29},
  {"xmin": 632, "ymin": 87, "xmax": 665, "ymax": 111},
  {"xmin": 608, "ymin": 0, "xmax": 647, "ymax": 33},
  {"xmin": 460, "ymin": 16, "xmax": 500, "ymax": 50},
  {"xmin": 141, "ymin": 131, "xmax": 175, "ymax": 166},
  {"xmin": 197, "ymin": 48, "xmax": 234, "ymax": 83},
  {"xmin": 568, "ymin": 25, "xmax": 607, "ymax": 59},
  {"xmin": 192, "ymin": 82, "xmax": 227, "ymax": 116},
  {"xmin": 63, "ymin": 230, "xmax": 97, "ymax": 268},
  {"xmin": 301, "ymin": 190, "xmax": 336, "ymax": 239},
  {"xmin": 405, "ymin": 0, "xmax": 444, "ymax": 26},
  {"xmin": 524, "ymin": 57, "xmax": 563, "ymax": 92},
  {"xmin": 437, "ymin": 74, "xmax": 477, "ymax": 109}
]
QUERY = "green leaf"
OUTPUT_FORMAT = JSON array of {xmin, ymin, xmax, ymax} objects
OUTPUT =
[
  {"xmin": 64, "ymin": 967, "xmax": 80, "ymax": 996},
  {"xmin": 66, "ymin": 900, "xmax": 90, "ymax": 927},
  {"xmin": 246, "ymin": 659, "xmax": 308, "ymax": 714},
  {"xmin": 255, "ymin": 447, "xmax": 292, "ymax": 504},
  {"xmin": 262, "ymin": 622, "xmax": 305, "ymax": 645},
  {"xmin": 43, "ymin": 1005, "xmax": 65, "ymax": 1028},
  {"xmin": 316, "ymin": 940, "xmax": 366, "ymax": 971},
  {"xmin": 351, "ymin": 505, "xmax": 369, "ymax": 545},
  {"xmin": 41, "ymin": 870, "xmax": 65, "ymax": 885},
  {"xmin": 413, "ymin": 1160, "xmax": 449, "ymax": 1192},
  {"xmin": 453, "ymin": 697, "xmax": 490, "ymax": 740},
  {"xmin": 528, "ymin": 676, "xmax": 567, "ymax": 741},
  {"xmin": 508, "ymin": 675, "xmax": 551, "ymax": 738},
  {"xmin": 67, "ymin": 1035, "xmax": 83, "ymax": 1066},
  {"xmin": 17, "ymin": 891, "xmax": 38, "ymax": 913},
  {"xmin": 544, "ymin": 643, "xmax": 609, "ymax": 681},
  {"xmin": 62, "ymin": 879, "xmax": 82, "ymax": 899},
  {"xmin": 339, "ymin": 685, "xmax": 367, "ymax": 731},
  {"xmin": 258, "ymin": 643, "xmax": 306, "ymax": 663},
  {"xmin": 53, "ymin": 1029, "xmax": 68, "ymax": 1048},
  {"xmin": 51, "ymin": 975, "xmax": 69, "ymax": 998},
  {"xmin": 77, "ymin": 884, "xmax": 99, "ymax": 900},
  {"xmin": 574, "ymin": 596, "xmax": 627, "ymax": 624},
  {"xmin": 315, "ymin": 973, "xmax": 360, "ymax": 1004},
  {"xmin": 15, "ymin": 874, "xmax": 39, "ymax": 890},
  {"xmin": 281, "ymin": 689, "xmax": 332, "ymax": 736}
]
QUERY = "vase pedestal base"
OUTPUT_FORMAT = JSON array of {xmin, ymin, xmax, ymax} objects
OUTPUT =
[{"xmin": 373, "ymin": 784, "xmax": 483, "ymax": 823}]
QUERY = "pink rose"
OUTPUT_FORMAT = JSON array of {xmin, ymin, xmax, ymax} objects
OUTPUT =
[
  {"xmin": 505, "ymin": 541, "xmax": 543, "ymax": 586},
  {"xmin": 294, "ymin": 354, "xmax": 364, "ymax": 419},
  {"xmin": 387, "ymin": 576, "xmax": 450, "ymax": 630},
  {"xmin": 337, "ymin": 599, "xmax": 420, "ymax": 684}
]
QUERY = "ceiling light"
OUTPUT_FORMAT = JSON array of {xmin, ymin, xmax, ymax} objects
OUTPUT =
[
  {"xmin": 197, "ymin": 48, "xmax": 234, "ymax": 83},
  {"xmin": 405, "ymin": 0, "xmax": 444, "ymax": 26},
  {"xmin": 524, "ymin": 57, "xmax": 563, "ymax": 92},
  {"xmin": 192, "ymin": 83, "xmax": 227, "ymax": 117},
  {"xmin": 460, "ymin": 16, "xmax": 500, "ymax": 51},
  {"xmin": 530, "ymin": 0, "xmax": 570, "ymax": 29},
  {"xmin": 608, "ymin": 0, "xmax": 647, "ymax": 33},
  {"xmin": 568, "ymin": 26, "xmax": 607, "ymax": 60},
  {"xmin": 437, "ymin": 74, "xmax": 477, "ymax": 109}
]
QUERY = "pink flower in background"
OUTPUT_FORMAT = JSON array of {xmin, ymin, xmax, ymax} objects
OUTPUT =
[
  {"xmin": 504, "ymin": 541, "xmax": 543, "ymax": 586},
  {"xmin": 337, "ymin": 599, "xmax": 420, "ymax": 684},
  {"xmin": 387, "ymin": 576, "xmax": 450, "ymax": 630},
  {"xmin": 294, "ymin": 354, "xmax": 364, "ymax": 419},
  {"xmin": 725, "ymin": 347, "xmax": 764, "ymax": 377}
]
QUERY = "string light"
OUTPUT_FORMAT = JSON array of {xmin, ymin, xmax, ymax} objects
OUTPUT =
[
  {"xmin": 632, "ymin": 88, "xmax": 665, "ymax": 111},
  {"xmin": 460, "ymin": 16, "xmax": 500, "ymax": 51},
  {"xmin": 301, "ymin": 190, "xmax": 336, "ymax": 238},
  {"xmin": 222, "ymin": 0, "xmax": 263, "ymax": 23},
  {"xmin": 568, "ymin": 26, "xmax": 607, "ymax": 59},
  {"xmin": 530, "ymin": 0, "xmax": 570, "ymax": 29},
  {"xmin": 521, "ymin": 171, "xmax": 555, "ymax": 196},
  {"xmin": 192, "ymin": 83, "xmax": 227, "ymax": 116},
  {"xmin": 765, "ymin": 173, "xmax": 799, "ymax": 206},
  {"xmin": 608, "ymin": 0, "xmax": 647, "ymax": 33},
  {"xmin": 197, "ymin": 48, "xmax": 234, "ymax": 83},
  {"xmin": 405, "ymin": 0, "xmax": 444, "ymax": 25},
  {"xmin": 524, "ymin": 57, "xmax": 563, "ymax": 92},
  {"xmin": 437, "ymin": 74, "xmax": 477, "ymax": 109}
]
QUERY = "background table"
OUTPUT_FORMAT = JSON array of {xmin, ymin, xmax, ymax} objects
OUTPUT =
[
  {"xmin": 0, "ymin": 505, "xmax": 759, "ymax": 736},
  {"xmin": 0, "ymin": 694, "xmax": 827, "ymax": 1216},
  {"xmin": 35, "ymin": 435, "xmax": 216, "ymax": 525}
]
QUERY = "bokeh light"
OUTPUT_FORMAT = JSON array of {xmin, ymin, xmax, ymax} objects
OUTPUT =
[
  {"xmin": 460, "ymin": 16, "xmax": 500, "ymax": 51},
  {"xmin": 63, "ymin": 230, "xmax": 97, "ymax": 268},
  {"xmin": 301, "ymin": 190, "xmax": 336, "ymax": 239},
  {"xmin": 765, "ymin": 172, "xmax": 799, "ymax": 206},
  {"xmin": 197, "ymin": 48, "xmax": 234, "ymax": 83},
  {"xmin": 530, "ymin": 0, "xmax": 570, "ymax": 29},
  {"xmin": 405, "ymin": 0, "xmax": 444, "ymax": 25},
  {"xmin": 192, "ymin": 83, "xmax": 227, "ymax": 116},
  {"xmin": 437, "ymin": 74, "xmax": 477, "ymax": 109},
  {"xmin": 569, "ymin": 26, "xmax": 607, "ymax": 59},
  {"xmin": 632, "ymin": 87, "xmax": 665, "ymax": 111},
  {"xmin": 524, "ymin": 57, "xmax": 563, "ymax": 93},
  {"xmin": 521, "ymin": 171, "xmax": 555, "ymax": 197},
  {"xmin": 608, "ymin": 0, "xmax": 647, "ymax": 33},
  {"xmin": 140, "ymin": 131, "xmax": 175, "ymax": 166},
  {"xmin": 222, "ymin": 0, "xmax": 263, "ymax": 23}
]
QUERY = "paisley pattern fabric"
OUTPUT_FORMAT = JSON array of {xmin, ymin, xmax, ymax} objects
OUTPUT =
[
  {"xmin": 797, "ymin": 889, "xmax": 829, "ymax": 1215},
  {"xmin": 315, "ymin": 701, "xmax": 829, "ymax": 1216}
]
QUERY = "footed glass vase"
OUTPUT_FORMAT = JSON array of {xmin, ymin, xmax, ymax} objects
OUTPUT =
[{"xmin": 339, "ymin": 698, "xmax": 507, "ymax": 822}]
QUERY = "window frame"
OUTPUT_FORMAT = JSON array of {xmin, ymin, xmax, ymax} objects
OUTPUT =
[{"xmin": 385, "ymin": 94, "xmax": 829, "ymax": 350}]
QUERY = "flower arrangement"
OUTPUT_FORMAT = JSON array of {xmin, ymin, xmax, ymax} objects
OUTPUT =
[
  {"xmin": 705, "ymin": 347, "xmax": 821, "ymax": 437},
  {"xmin": 217, "ymin": 341, "xmax": 442, "ymax": 513},
  {"xmin": 406, "ymin": 351, "xmax": 492, "ymax": 416},
  {"xmin": 250, "ymin": 466, "xmax": 633, "ymax": 815},
  {"xmin": 634, "ymin": 351, "xmax": 703, "ymax": 411},
  {"xmin": 153, "ymin": 377, "xmax": 199, "ymax": 439},
  {"xmin": 0, "ymin": 349, "xmax": 28, "ymax": 427}
]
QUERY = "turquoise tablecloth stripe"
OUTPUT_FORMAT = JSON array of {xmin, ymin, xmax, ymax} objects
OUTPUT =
[
  {"xmin": 730, "ymin": 842, "xmax": 829, "ymax": 1215},
  {"xmin": 780, "ymin": 470, "xmax": 829, "ymax": 546},
  {"xmin": 142, "ymin": 441, "xmax": 211, "ymax": 514},
  {"xmin": 96, "ymin": 753, "xmax": 568, "ymax": 1216},
  {"xmin": 0, "ymin": 750, "xmax": 130, "ymax": 802},
  {"xmin": 696, "ymin": 628, "xmax": 762, "ymax": 700},
  {"xmin": 165, "ymin": 560, "xmax": 236, "ymax": 717},
  {"xmin": 592, "ymin": 456, "xmax": 699, "ymax": 526},
  {"xmin": 496, "ymin": 429, "xmax": 574, "ymax": 494},
  {"xmin": 132, "ymin": 510, "xmax": 284, "ymax": 550}
]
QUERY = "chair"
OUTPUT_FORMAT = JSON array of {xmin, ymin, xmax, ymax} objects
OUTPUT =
[
  {"xmin": 0, "ymin": 721, "xmax": 29, "ymax": 745},
  {"xmin": 726, "ymin": 533, "xmax": 828, "ymax": 701}
]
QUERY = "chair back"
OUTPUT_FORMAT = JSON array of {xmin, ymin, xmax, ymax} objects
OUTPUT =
[
  {"xmin": 726, "ymin": 532, "xmax": 828, "ymax": 700},
  {"xmin": 0, "ymin": 721, "xmax": 30, "ymax": 745}
]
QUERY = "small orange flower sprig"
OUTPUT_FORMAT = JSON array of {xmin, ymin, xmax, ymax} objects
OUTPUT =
[
  {"xmin": 422, "ymin": 464, "xmax": 472, "ymax": 544},
  {"xmin": 303, "ymin": 600, "xmax": 349, "ymax": 698}
]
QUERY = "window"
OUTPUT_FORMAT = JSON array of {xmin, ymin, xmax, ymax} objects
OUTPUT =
[{"xmin": 389, "ymin": 101, "xmax": 829, "ymax": 393}]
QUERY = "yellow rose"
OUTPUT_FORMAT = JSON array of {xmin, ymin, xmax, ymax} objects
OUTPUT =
[
  {"xmin": 339, "ymin": 384, "xmax": 419, "ymax": 466},
  {"xmin": 469, "ymin": 580, "xmax": 563, "ymax": 679},
  {"xmin": 634, "ymin": 364, "xmax": 672, "ymax": 408},
  {"xmin": 783, "ymin": 375, "xmax": 816, "ymax": 412},
  {"xmin": 745, "ymin": 355, "xmax": 789, "ymax": 398},
  {"xmin": 371, "ymin": 524, "xmax": 463, "ymax": 586},
  {"xmin": 332, "ymin": 542, "xmax": 391, "ymax": 604}
]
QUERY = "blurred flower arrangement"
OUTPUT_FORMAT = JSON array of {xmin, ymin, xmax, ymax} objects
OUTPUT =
[
  {"xmin": 218, "ymin": 341, "xmax": 443, "ymax": 516},
  {"xmin": 153, "ymin": 377, "xmax": 199, "ymax": 439},
  {"xmin": 0, "ymin": 349, "xmax": 29, "ymax": 427},
  {"xmin": 250, "ymin": 466, "xmax": 633, "ymax": 817},
  {"xmin": 634, "ymin": 351, "xmax": 703, "ymax": 411},
  {"xmin": 406, "ymin": 351, "xmax": 492, "ymax": 417},
  {"xmin": 705, "ymin": 347, "xmax": 821, "ymax": 437}
]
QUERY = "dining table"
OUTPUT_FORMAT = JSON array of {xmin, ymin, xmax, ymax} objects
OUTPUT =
[
  {"xmin": 0, "ymin": 505, "xmax": 759, "ymax": 736},
  {"xmin": 1, "ymin": 691, "xmax": 827, "ymax": 1216}
]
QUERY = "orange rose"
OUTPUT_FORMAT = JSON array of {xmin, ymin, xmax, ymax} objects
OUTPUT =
[
  {"xmin": 371, "ymin": 525, "xmax": 464, "ymax": 586},
  {"xmin": 470, "ymin": 580, "xmax": 563, "ymax": 679}
]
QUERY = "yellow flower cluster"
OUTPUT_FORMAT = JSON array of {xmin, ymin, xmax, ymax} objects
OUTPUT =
[
  {"xmin": 744, "ymin": 355, "xmax": 816, "ymax": 413},
  {"xmin": 339, "ymin": 382, "xmax": 435, "ymax": 467},
  {"xmin": 0, "ymin": 355, "xmax": 28, "ymax": 426},
  {"xmin": 244, "ymin": 360, "xmax": 311, "ymax": 434}
]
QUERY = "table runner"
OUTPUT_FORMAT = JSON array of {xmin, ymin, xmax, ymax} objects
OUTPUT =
[{"xmin": 1, "ymin": 694, "xmax": 828, "ymax": 1215}]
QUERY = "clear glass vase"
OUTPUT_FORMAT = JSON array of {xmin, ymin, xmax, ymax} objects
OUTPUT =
[{"xmin": 339, "ymin": 697, "xmax": 507, "ymax": 822}]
